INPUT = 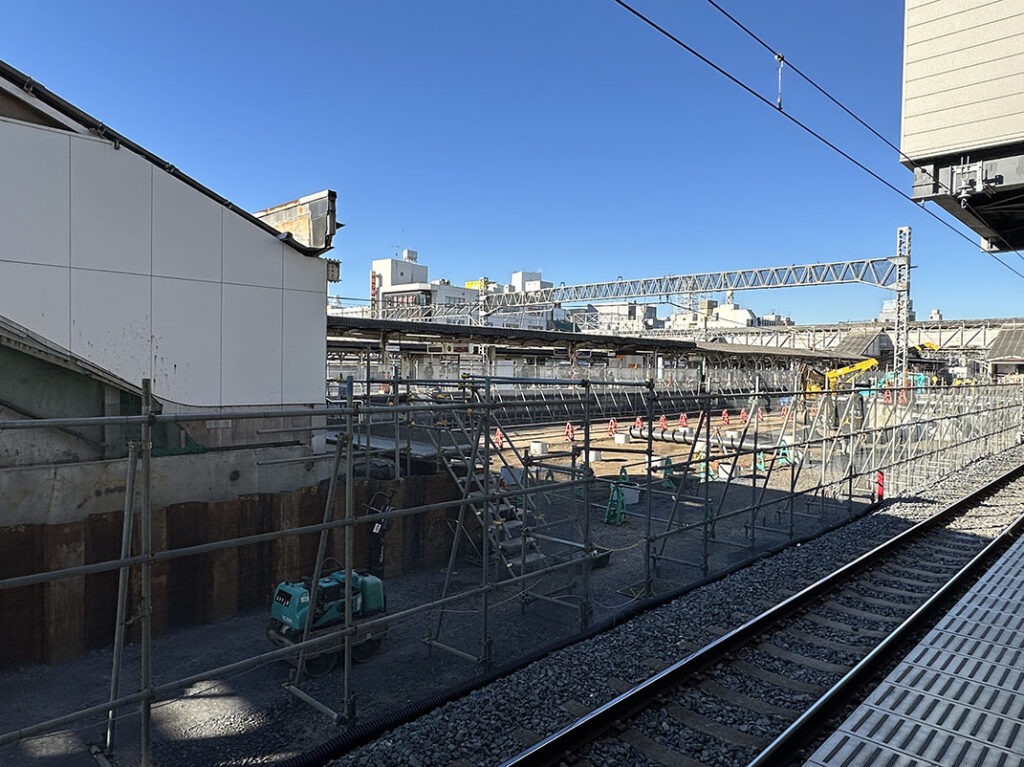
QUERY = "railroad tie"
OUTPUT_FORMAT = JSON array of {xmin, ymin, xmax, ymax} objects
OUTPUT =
[
  {"xmin": 801, "ymin": 612, "xmax": 888, "ymax": 639},
  {"xmin": 563, "ymin": 700, "xmax": 595, "ymax": 717},
  {"xmin": 558, "ymin": 700, "xmax": 699, "ymax": 766},
  {"xmin": 617, "ymin": 727, "xmax": 708, "ymax": 767},
  {"xmin": 729, "ymin": 659, "xmax": 826, "ymax": 695},
  {"xmin": 703, "ymin": 623, "xmax": 739, "ymax": 640},
  {"xmin": 836, "ymin": 590, "xmax": 911, "ymax": 610},
  {"xmin": 698, "ymin": 678, "xmax": 800, "ymax": 717},
  {"xmin": 645, "ymin": 655, "xmax": 677, "ymax": 672},
  {"xmin": 858, "ymin": 578, "xmax": 934, "ymax": 598},
  {"xmin": 881, "ymin": 563, "xmax": 949, "ymax": 583},
  {"xmin": 510, "ymin": 726, "xmax": 543, "ymax": 746},
  {"xmin": 660, "ymin": 703, "xmax": 769, "ymax": 748},
  {"xmin": 607, "ymin": 675, "xmax": 638, "ymax": 694},
  {"xmin": 781, "ymin": 625, "xmax": 871, "ymax": 653},
  {"xmin": 823, "ymin": 598, "xmax": 902, "ymax": 624},
  {"xmin": 758, "ymin": 642, "xmax": 852, "ymax": 675}
]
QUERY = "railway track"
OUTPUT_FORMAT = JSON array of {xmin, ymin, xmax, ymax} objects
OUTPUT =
[{"xmin": 499, "ymin": 460, "xmax": 1024, "ymax": 767}]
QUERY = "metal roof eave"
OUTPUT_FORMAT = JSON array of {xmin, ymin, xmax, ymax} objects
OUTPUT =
[
  {"xmin": 0, "ymin": 314, "xmax": 145, "ymax": 397},
  {"xmin": 326, "ymin": 316, "xmax": 698, "ymax": 354}
]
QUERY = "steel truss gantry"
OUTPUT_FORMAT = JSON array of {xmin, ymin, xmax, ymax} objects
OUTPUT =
[
  {"xmin": 483, "ymin": 258, "xmax": 904, "ymax": 311},
  {"xmin": 380, "ymin": 254, "xmax": 908, "ymax": 325}
]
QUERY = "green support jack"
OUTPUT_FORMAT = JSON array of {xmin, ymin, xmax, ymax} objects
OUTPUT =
[
  {"xmin": 661, "ymin": 457, "xmax": 675, "ymax": 489},
  {"xmin": 756, "ymin": 440, "xmax": 792, "ymax": 473},
  {"xmin": 520, "ymin": 467, "xmax": 535, "ymax": 512},
  {"xmin": 604, "ymin": 467, "xmax": 629, "ymax": 525}
]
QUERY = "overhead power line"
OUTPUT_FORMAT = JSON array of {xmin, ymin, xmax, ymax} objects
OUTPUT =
[
  {"xmin": 700, "ymin": 0, "xmax": 1024, "ymax": 266},
  {"xmin": 607, "ymin": 0, "xmax": 1024, "ymax": 281}
]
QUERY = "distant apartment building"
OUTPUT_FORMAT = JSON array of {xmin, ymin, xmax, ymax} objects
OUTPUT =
[
  {"xmin": 758, "ymin": 312, "xmax": 795, "ymax": 327},
  {"xmin": 879, "ymin": 298, "xmax": 916, "ymax": 323},
  {"xmin": 369, "ymin": 250, "xmax": 478, "ymax": 312},
  {"xmin": 352, "ymin": 251, "xmax": 554, "ymax": 329},
  {"xmin": 663, "ymin": 295, "xmax": 769, "ymax": 331},
  {"xmin": 566, "ymin": 303, "xmax": 662, "ymax": 334}
]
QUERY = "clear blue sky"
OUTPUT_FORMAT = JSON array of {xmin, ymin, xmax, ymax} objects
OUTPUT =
[{"xmin": 3, "ymin": 1, "xmax": 1017, "ymax": 323}]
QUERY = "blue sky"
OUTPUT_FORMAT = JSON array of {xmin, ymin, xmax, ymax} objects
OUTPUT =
[{"xmin": 3, "ymin": 1, "xmax": 1018, "ymax": 323}]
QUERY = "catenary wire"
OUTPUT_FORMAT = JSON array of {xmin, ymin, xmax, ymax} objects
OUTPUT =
[
  {"xmin": 608, "ymin": 0, "xmax": 1024, "ymax": 281},
  {"xmin": 700, "ymin": 0, "xmax": 1024, "ymax": 264}
]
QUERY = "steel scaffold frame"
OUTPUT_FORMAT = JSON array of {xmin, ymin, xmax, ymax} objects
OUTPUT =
[{"xmin": 0, "ymin": 377, "xmax": 1020, "ymax": 765}]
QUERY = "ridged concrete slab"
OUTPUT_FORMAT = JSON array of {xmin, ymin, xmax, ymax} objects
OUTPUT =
[{"xmin": 804, "ymin": 533, "xmax": 1024, "ymax": 767}]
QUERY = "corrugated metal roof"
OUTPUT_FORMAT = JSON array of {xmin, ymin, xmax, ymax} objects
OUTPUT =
[
  {"xmin": 987, "ymin": 326, "xmax": 1024, "ymax": 361},
  {"xmin": 832, "ymin": 329, "xmax": 886, "ymax": 357}
]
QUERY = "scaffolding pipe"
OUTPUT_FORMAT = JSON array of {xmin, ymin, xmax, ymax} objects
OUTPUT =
[
  {"xmin": 0, "ymin": 384, "xmax": 1011, "ymax": 432},
  {"xmin": 291, "ymin": 411, "xmax": 347, "ymax": 689},
  {"xmin": 343, "ymin": 379, "xmax": 356, "ymax": 720},
  {"xmin": 139, "ymin": 381, "xmax": 153, "ymax": 767},
  {"xmin": 103, "ymin": 441, "xmax": 139, "ymax": 757}
]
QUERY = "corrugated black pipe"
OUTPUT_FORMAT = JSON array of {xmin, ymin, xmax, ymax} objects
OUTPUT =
[{"xmin": 277, "ymin": 498, "xmax": 883, "ymax": 767}]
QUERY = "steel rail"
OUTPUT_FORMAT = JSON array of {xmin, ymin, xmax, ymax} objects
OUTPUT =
[
  {"xmin": 498, "ymin": 459, "xmax": 1024, "ymax": 767},
  {"xmin": 746, "ymin": 486, "xmax": 1024, "ymax": 766}
]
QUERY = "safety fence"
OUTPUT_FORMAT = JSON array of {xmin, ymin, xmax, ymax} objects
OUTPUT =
[{"xmin": 0, "ymin": 378, "xmax": 1019, "ymax": 765}]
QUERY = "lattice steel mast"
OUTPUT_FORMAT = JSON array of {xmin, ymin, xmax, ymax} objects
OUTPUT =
[{"xmin": 893, "ymin": 227, "xmax": 912, "ymax": 382}]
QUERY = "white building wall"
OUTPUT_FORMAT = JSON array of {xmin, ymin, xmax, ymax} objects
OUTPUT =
[
  {"xmin": 902, "ymin": 0, "xmax": 1024, "ymax": 160},
  {"xmin": 372, "ymin": 257, "xmax": 428, "ymax": 289},
  {"xmin": 0, "ymin": 117, "xmax": 327, "ymax": 407}
]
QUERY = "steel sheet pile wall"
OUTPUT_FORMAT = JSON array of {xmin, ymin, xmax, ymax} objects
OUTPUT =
[
  {"xmin": 0, "ymin": 377, "xmax": 1020, "ymax": 765},
  {"xmin": 0, "ymin": 478, "xmax": 458, "ymax": 667}
]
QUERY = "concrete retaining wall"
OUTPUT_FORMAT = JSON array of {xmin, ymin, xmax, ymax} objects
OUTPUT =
[{"xmin": 1, "ymin": 446, "xmax": 331, "ymax": 526}]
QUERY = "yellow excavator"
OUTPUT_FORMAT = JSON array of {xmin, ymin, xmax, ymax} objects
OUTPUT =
[
  {"xmin": 908, "ymin": 342, "xmax": 939, "ymax": 356},
  {"xmin": 826, "ymin": 358, "xmax": 880, "ymax": 389},
  {"xmin": 805, "ymin": 358, "xmax": 879, "ymax": 393},
  {"xmin": 804, "ymin": 342, "xmax": 941, "ymax": 393}
]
